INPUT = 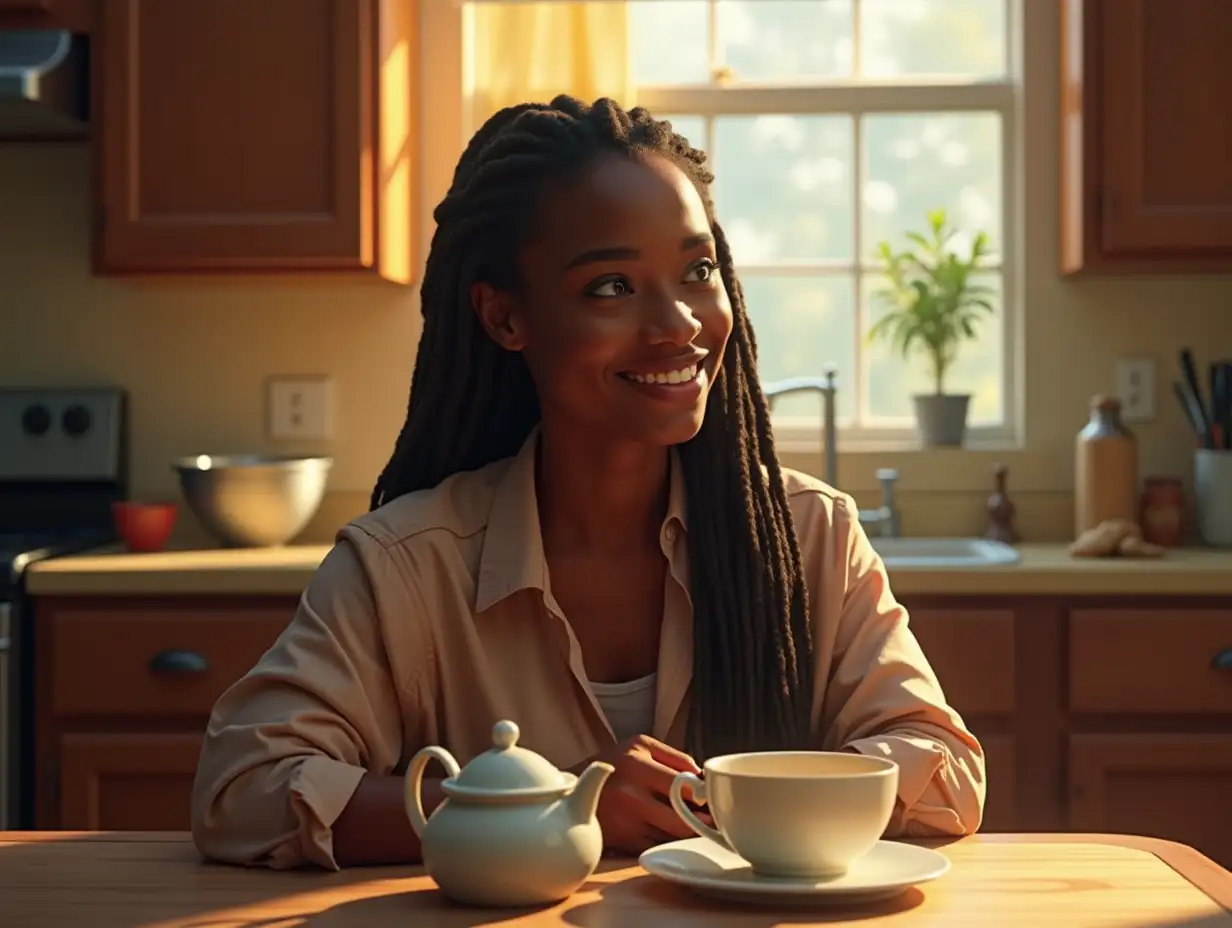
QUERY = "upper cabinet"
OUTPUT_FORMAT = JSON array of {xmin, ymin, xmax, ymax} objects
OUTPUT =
[
  {"xmin": 93, "ymin": 0, "xmax": 417, "ymax": 282},
  {"xmin": 1060, "ymin": 0, "xmax": 1232, "ymax": 275},
  {"xmin": 0, "ymin": 0, "xmax": 91, "ymax": 30}
]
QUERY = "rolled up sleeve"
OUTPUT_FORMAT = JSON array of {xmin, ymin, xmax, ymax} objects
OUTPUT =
[
  {"xmin": 819, "ymin": 498, "xmax": 986, "ymax": 838},
  {"xmin": 191, "ymin": 535, "xmax": 405, "ymax": 870}
]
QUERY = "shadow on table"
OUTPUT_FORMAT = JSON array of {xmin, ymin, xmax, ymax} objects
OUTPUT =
[
  {"xmin": 276, "ymin": 876, "xmax": 926, "ymax": 928},
  {"xmin": 561, "ymin": 874, "xmax": 927, "ymax": 927}
]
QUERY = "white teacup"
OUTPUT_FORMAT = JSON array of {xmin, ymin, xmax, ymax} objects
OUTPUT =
[{"xmin": 669, "ymin": 751, "xmax": 899, "ymax": 879}]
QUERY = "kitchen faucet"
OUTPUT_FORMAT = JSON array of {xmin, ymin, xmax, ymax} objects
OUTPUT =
[{"xmin": 762, "ymin": 367, "xmax": 901, "ymax": 538}]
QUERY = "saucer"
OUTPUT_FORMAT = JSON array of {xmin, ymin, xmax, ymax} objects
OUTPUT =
[{"xmin": 639, "ymin": 838, "xmax": 951, "ymax": 907}]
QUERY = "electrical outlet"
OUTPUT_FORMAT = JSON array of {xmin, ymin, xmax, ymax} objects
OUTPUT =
[
  {"xmin": 1114, "ymin": 358, "xmax": 1156, "ymax": 423},
  {"xmin": 267, "ymin": 376, "xmax": 334, "ymax": 440}
]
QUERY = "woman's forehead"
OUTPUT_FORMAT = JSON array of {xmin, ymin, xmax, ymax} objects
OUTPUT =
[{"xmin": 530, "ymin": 153, "xmax": 711, "ymax": 261}]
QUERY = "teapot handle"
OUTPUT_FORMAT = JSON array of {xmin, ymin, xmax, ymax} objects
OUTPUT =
[{"xmin": 405, "ymin": 746, "xmax": 462, "ymax": 838}]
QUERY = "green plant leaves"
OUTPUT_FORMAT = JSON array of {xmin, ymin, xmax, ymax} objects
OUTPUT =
[{"xmin": 866, "ymin": 209, "xmax": 993, "ymax": 394}]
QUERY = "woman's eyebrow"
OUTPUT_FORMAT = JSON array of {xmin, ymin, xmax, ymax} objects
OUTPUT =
[{"xmin": 563, "ymin": 233, "xmax": 715, "ymax": 270}]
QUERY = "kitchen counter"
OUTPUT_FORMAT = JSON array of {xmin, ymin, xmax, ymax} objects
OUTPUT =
[{"xmin": 24, "ymin": 542, "xmax": 1232, "ymax": 597}]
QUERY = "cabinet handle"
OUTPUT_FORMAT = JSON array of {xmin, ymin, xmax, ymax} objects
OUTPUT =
[
  {"xmin": 1211, "ymin": 647, "xmax": 1232, "ymax": 671},
  {"xmin": 149, "ymin": 649, "xmax": 209, "ymax": 675}
]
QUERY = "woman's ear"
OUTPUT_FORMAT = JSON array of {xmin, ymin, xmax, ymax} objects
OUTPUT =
[{"xmin": 471, "ymin": 282, "xmax": 527, "ymax": 351}]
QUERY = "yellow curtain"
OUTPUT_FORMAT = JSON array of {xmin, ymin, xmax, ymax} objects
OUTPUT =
[{"xmin": 465, "ymin": 1, "xmax": 635, "ymax": 134}]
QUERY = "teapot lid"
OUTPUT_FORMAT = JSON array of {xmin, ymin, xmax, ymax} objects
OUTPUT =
[{"xmin": 445, "ymin": 720, "xmax": 574, "ymax": 799}]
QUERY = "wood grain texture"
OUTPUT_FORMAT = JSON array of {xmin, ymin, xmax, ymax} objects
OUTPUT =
[{"xmin": 0, "ymin": 832, "xmax": 1227, "ymax": 927}]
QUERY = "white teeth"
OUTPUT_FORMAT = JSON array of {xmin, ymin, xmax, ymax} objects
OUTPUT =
[{"xmin": 628, "ymin": 364, "xmax": 699, "ymax": 386}]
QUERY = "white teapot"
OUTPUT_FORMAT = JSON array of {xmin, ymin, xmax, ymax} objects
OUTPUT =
[{"xmin": 405, "ymin": 720, "xmax": 615, "ymax": 907}]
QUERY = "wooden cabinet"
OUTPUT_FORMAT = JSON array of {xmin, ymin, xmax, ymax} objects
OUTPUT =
[
  {"xmin": 1061, "ymin": 0, "xmax": 1232, "ymax": 274},
  {"xmin": 30, "ymin": 591, "xmax": 1232, "ymax": 869},
  {"xmin": 33, "ymin": 595, "xmax": 297, "ymax": 831},
  {"xmin": 902, "ymin": 595, "xmax": 1232, "ymax": 869},
  {"xmin": 93, "ymin": 0, "xmax": 417, "ymax": 281},
  {"xmin": 0, "ymin": 0, "xmax": 91, "ymax": 29}
]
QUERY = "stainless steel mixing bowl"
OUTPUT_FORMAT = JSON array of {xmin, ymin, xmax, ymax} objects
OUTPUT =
[{"xmin": 173, "ymin": 454, "xmax": 333, "ymax": 548}]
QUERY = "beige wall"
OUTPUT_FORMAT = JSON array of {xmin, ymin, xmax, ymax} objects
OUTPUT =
[{"xmin": 1, "ymin": 0, "xmax": 1229, "ymax": 544}]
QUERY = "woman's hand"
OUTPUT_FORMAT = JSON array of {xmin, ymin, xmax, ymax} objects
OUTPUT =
[{"xmin": 573, "ymin": 734, "xmax": 713, "ymax": 856}]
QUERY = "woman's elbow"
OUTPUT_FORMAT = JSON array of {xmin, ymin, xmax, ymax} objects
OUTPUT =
[{"xmin": 190, "ymin": 755, "xmax": 303, "ymax": 868}]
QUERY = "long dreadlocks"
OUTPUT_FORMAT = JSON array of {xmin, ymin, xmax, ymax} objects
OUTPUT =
[{"xmin": 371, "ymin": 96, "xmax": 814, "ymax": 760}]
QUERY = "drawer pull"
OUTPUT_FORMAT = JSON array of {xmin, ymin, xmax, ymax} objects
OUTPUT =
[
  {"xmin": 1212, "ymin": 647, "xmax": 1232, "ymax": 671},
  {"xmin": 149, "ymin": 649, "xmax": 209, "ymax": 675}
]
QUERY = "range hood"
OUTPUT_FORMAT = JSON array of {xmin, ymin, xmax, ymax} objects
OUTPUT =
[{"xmin": 0, "ymin": 29, "xmax": 89, "ymax": 141}]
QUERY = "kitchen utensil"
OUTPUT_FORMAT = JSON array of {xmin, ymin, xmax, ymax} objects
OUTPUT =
[
  {"xmin": 172, "ymin": 454, "xmax": 332, "ymax": 547},
  {"xmin": 404, "ymin": 720, "xmax": 613, "ymax": 907},
  {"xmin": 1180, "ymin": 349, "xmax": 1212, "ymax": 448},
  {"xmin": 669, "ymin": 751, "xmax": 898, "ymax": 879},
  {"xmin": 111, "ymin": 501, "xmax": 177, "ymax": 552},
  {"xmin": 1211, "ymin": 362, "xmax": 1232, "ymax": 450},
  {"xmin": 640, "ymin": 837, "xmax": 950, "ymax": 908},
  {"xmin": 1173, "ymin": 380, "xmax": 1204, "ymax": 441}
]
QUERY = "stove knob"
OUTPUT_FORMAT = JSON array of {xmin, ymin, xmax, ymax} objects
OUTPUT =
[
  {"xmin": 21, "ymin": 403, "xmax": 52, "ymax": 436},
  {"xmin": 62, "ymin": 404, "xmax": 93, "ymax": 437}
]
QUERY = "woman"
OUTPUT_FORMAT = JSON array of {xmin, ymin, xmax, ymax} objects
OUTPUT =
[{"xmin": 191, "ymin": 96, "xmax": 984, "ymax": 871}]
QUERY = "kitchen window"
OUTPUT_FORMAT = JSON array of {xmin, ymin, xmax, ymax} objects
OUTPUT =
[{"xmin": 432, "ymin": 0, "xmax": 1021, "ymax": 450}]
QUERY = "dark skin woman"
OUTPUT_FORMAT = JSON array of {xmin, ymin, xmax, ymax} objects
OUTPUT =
[{"xmin": 191, "ymin": 96, "xmax": 984, "ymax": 870}]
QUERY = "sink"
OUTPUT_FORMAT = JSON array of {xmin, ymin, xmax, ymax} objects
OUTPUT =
[{"xmin": 869, "ymin": 537, "xmax": 1022, "ymax": 568}]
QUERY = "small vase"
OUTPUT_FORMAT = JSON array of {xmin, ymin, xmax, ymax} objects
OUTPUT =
[{"xmin": 913, "ymin": 394, "xmax": 971, "ymax": 447}]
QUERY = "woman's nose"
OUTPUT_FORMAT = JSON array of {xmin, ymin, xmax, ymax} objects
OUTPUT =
[{"xmin": 643, "ymin": 290, "xmax": 704, "ymax": 346}]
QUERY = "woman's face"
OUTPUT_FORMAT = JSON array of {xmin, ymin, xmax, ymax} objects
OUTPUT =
[{"xmin": 474, "ymin": 152, "xmax": 733, "ymax": 448}]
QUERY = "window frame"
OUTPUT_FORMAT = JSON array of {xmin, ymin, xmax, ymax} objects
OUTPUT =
[{"xmin": 422, "ymin": 0, "xmax": 1025, "ymax": 453}]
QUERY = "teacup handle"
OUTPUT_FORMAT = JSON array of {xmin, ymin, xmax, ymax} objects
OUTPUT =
[
  {"xmin": 669, "ymin": 772, "xmax": 732, "ymax": 851},
  {"xmin": 404, "ymin": 746, "xmax": 461, "ymax": 838}
]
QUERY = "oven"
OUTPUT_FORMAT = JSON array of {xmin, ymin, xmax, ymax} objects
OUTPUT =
[{"xmin": 0, "ymin": 387, "xmax": 127, "ymax": 829}]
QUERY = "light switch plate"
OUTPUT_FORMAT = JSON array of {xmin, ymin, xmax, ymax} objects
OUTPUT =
[
  {"xmin": 267, "ymin": 376, "xmax": 334, "ymax": 440},
  {"xmin": 1114, "ymin": 358, "xmax": 1156, "ymax": 423}
]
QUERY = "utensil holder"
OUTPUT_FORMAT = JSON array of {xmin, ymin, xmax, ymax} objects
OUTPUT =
[{"xmin": 1195, "ymin": 449, "xmax": 1232, "ymax": 547}]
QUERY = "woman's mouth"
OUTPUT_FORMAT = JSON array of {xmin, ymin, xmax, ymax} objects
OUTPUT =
[
  {"xmin": 618, "ymin": 360, "xmax": 708, "ymax": 405},
  {"xmin": 622, "ymin": 363, "xmax": 699, "ymax": 386}
]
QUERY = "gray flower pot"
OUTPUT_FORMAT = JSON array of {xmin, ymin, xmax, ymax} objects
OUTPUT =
[{"xmin": 912, "ymin": 394, "xmax": 971, "ymax": 447}]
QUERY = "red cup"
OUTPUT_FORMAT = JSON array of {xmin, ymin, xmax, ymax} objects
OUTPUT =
[{"xmin": 112, "ymin": 501, "xmax": 178, "ymax": 553}]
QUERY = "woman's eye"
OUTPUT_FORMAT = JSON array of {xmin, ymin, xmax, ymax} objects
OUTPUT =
[
  {"xmin": 685, "ymin": 260, "xmax": 718, "ymax": 283},
  {"xmin": 587, "ymin": 277, "xmax": 633, "ymax": 298}
]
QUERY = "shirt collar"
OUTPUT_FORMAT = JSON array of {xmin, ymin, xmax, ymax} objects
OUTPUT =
[{"xmin": 474, "ymin": 426, "xmax": 689, "ymax": 614}]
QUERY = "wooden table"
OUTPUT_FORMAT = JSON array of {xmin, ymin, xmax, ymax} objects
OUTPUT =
[{"xmin": 1, "ymin": 832, "xmax": 1229, "ymax": 927}]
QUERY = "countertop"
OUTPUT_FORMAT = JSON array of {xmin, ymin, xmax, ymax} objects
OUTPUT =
[
  {"xmin": 24, "ymin": 542, "xmax": 1232, "ymax": 597},
  {"xmin": 2, "ymin": 832, "xmax": 1229, "ymax": 927}
]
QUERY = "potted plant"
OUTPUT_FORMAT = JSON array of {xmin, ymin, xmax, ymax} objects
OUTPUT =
[{"xmin": 867, "ymin": 208, "xmax": 995, "ymax": 448}]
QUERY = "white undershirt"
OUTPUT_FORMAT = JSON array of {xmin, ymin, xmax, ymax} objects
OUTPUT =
[{"xmin": 589, "ymin": 672, "xmax": 657, "ymax": 741}]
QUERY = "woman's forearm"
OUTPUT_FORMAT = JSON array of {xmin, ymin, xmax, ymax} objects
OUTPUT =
[{"xmin": 332, "ymin": 774, "xmax": 446, "ymax": 867}]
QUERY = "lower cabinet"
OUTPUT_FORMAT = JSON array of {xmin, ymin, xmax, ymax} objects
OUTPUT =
[
  {"xmin": 33, "ymin": 595, "xmax": 297, "ymax": 832},
  {"xmin": 31, "ymin": 592, "xmax": 1232, "ymax": 869},
  {"xmin": 56, "ymin": 733, "xmax": 203, "ymax": 831}
]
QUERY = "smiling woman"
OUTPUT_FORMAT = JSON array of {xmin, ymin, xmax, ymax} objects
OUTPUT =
[{"xmin": 189, "ymin": 95, "xmax": 984, "ymax": 873}]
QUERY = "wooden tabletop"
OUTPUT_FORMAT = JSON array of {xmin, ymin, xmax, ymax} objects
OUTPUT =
[{"xmin": 1, "ymin": 831, "xmax": 1229, "ymax": 927}]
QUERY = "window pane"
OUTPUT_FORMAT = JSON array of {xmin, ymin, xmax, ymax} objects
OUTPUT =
[
  {"xmin": 741, "ymin": 274, "xmax": 856, "ymax": 422},
  {"xmin": 859, "ymin": 0, "xmax": 1007, "ymax": 80},
  {"xmin": 861, "ymin": 112, "xmax": 1001, "ymax": 262},
  {"xmin": 658, "ymin": 114, "xmax": 707, "ymax": 152},
  {"xmin": 717, "ymin": 1, "xmax": 854, "ymax": 82},
  {"xmin": 862, "ymin": 273, "xmax": 1003, "ymax": 425},
  {"xmin": 629, "ymin": 0, "xmax": 710, "ymax": 86},
  {"xmin": 714, "ymin": 116, "xmax": 854, "ymax": 263}
]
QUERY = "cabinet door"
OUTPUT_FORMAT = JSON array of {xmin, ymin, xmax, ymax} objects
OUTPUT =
[
  {"xmin": 1069, "ymin": 733, "xmax": 1232, "ymax": 869},
  {"xmin": 1099, "ymin": 0, "xmax": 1232, "ymax": 261},
  {"xmin": 57, "ymin": 733, "xmax": 201, "ymax": 831},
  {"xmin": 96, "ymin": 0, "xmax": 372, "ymax": 274}
]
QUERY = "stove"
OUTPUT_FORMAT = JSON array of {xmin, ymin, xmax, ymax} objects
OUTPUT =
[{"xmin": 0, "ymin": 386, "xmax": 128, "ymax": 829}]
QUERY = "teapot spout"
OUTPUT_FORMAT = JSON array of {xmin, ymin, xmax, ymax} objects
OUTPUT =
[{"xmin": 565, "ymin": 760, "xmax": 614, "ymax": 826}]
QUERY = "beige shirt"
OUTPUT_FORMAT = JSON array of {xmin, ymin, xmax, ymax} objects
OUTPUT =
[{"xmin": 191, "ymin": 431, "xmax": 986, "ymax": 870}]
